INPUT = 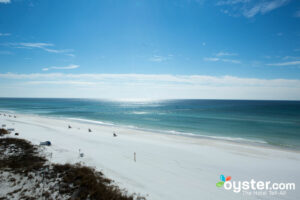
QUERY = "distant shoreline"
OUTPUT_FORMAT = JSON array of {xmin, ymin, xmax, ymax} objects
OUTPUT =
[
  {"xmin": 1, "ymin": 97, "xmax": 300, "ymax": 101},
  {"xmin": 1, "ymin": 111, "xmax": 300, "ymax": 199},
  {"xmin": 1, "ymin": 109, "xmax": 300, "ymax": 152},
  {"xmin": 1, "ymin": 98, "xmax": 299, "ymax": 152}
]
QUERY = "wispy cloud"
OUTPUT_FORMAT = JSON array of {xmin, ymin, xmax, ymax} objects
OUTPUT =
[
  {"xmin": 277, "ymin": 32, "xmax": 283, "ymax": 36},
  {"xmin": 216, "ymin": 0, "xmax": 290, "ymax": 18},
  {"xmin": 149, "ymin": 55, "xmax": 173, "ymax": 63},
  {"xmin": 20, "ymin": 42, "xmax": 73, "ymax": 54},
  {"xmin": 216, "ymin": 0, "xmax": 251, "ymax": 6},
  {"xmin": 266, "ymin": 61, "xmax": 300, "ymax": 66},
  {"xmin": 204, "ymin": 51, "xmax": 241, "ymax": 64},
  {"xmin": 0, "ymin": 73, "xmax": 299, "ymax": 87},
  {"xmin": 295, "ymin": 9, "xmax": 300, "ymax": 17},
  {"xmin": 0, "ymin": 0, "xmax": 10, "ymax": 4},
  {"xmin": 216, "ymin": 51, "xmax": 238, "ymax": 57},
  {"xmin": 27, "ymin": 81, "xmax": 94, "ymax": 86},
  {"xmin": 0, "ymin": 33, "xmax": 10, "ymax": 36},
  {"xmin": 0, "ymin": 50, "xmax": 12, "ymax": 55},
  {"xmin": 204, "ymin": 57, "xmax": 241, "ymax": 64},
  {"xmin": 203, "ymin": 57, "xmax": 220, "ymax": 62},
  {"xmin": 4, "ymin": 42, "xmax": 74, "ymax": 55},
  {"xmin": 222, "ymin": 59, "xmax": 241, "ymax": 64},
  {"xmin": 42, "ymin": 64, "xmax": 79, "ymax": 71},
  {"xmin": 1, "ymin": 73, "xmax": 299, "ymax": 99},
  {"xmin": 19, "ymin": 43, "xmax": 51, "ymax": 48},
  {"xmin": 65, "ymin": 53, "xmax": 75, "ymax": 57},
  {"xmin": 282, "ymin": 56, "xmax": 300, "ymax": 60}
]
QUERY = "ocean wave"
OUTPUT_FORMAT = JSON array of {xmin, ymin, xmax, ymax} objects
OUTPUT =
[
  {"xmin": 162, "ymin": 130, "xmax": 267, "ymax": 144},
  {"xmin": 67, "ymin": 118, "xmax": 115, "ymax": 126},
  {"xmin": 66, "ymin": 116, "xmax": 268, "ymax": 145},
  {"xmin": 0, "ymin": 109, "xmax": 16, "ymax": 114},
  {"xmin": 131, "ymin": 111, "xmax": 149, "ymax": 115}
]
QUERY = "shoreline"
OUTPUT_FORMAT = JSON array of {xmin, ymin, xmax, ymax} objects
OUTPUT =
[
  {"xmin": 1, "ymin": 109, "xmax": 298, "ymax": 153},
  {"xmin": 1, "ymin": 111, "xmax": 300, "ymax": 199}
]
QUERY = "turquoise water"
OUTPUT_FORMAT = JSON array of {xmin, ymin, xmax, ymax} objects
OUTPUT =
[{"xmin": 1, "ymin": 98, "xmax": 300, "ymax": 149}]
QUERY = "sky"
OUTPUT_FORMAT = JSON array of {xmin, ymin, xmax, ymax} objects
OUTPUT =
[{"xmin": 0, "ymin": 0, "xmax": 300, "ymax": 100}]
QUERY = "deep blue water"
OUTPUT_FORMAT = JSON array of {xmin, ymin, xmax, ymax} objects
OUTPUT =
[{"xmin": 1, "ymin": 98, "xmax": 300, "ymax": 149}]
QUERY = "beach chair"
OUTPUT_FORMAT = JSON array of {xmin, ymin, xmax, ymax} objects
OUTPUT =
[{"xmin": 40, "ymin": 141, "xmax": 52, "ymax": 146}]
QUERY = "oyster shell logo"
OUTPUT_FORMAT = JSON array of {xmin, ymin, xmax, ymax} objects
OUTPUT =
[{"xmin": 216, "ymin": 174, "xmax": 231, "ymax": 187}]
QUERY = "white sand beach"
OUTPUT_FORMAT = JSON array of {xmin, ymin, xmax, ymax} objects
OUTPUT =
[{"xmin": 1, "ymin": 113, "xmax": 300, "ymax": 200}]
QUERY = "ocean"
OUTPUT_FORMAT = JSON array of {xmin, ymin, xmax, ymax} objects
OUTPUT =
[{"xmin": 0, "ymin": 98, "xmax": 300, "ymax": 149}]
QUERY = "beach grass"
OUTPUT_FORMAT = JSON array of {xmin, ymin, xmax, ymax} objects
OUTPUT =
[
  {"xmin": 0, "ymin": 138, "xmax": 143, "ymax": 200},
  {"xmin": 0, "ymin": 129, "xmax": 9, "ymax": 137}
]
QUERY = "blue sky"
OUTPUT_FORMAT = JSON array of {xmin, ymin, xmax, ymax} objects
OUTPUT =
[{"xmin": 0, "ymin": 0, "xmax": 300, "ymax": 100}]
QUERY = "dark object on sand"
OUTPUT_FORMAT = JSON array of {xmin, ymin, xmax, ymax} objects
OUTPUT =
[
  {"xmin": 68, "ymin": 125, "xmax": 72, "ymax": 129},
  {"xmin": 0, "ymin": 128, "xmax": 9, "ymax": 136},
  {"xmin": 2, "ymin": 124, "xmax": 6, "ymax": 128},
  {"xmin": 78, "ymin": 149, "xmax": 84, "ymax": 158},
  {"xmin": 113, "ymin": 132, "xmax": 117, "ymax": 137},
  {"xmin": 7, "ymin": 128, "xmax": 15, "ymax": 132},
  {"xmin": 14, "ymin": 115, "xmax": 16, "ymax": 118},
  {"xmin": 40, "ymin": 141, "xmax": 51, "ymax": 146},
  {"xmin": 15, "ymin": 133, "xmax": 19, "ymax": 136},
  {"xmin": 88, "ymin": 128, "xmax": 92, "ymax": 132},
  {"xmin": 9, "ymin": 115, "xmax": 11, "ymax": 117}
]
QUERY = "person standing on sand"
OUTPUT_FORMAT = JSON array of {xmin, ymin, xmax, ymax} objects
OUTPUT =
[{"xmin": 134, "ymin": 152, "xmax": 136, "ymax": 162}]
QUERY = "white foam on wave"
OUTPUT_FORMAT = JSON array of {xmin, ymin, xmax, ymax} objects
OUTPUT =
[
  {"xmin": 131, "ymin": 111, "xmax": 149, "ymax": 115},
  {"xmin": 0, "ymin": 109, "xmax": 16, "ymax": 114},
  {"xmin": 67, "ymin": 118, "xmax": 115, "ymax": 126},
  {"xmin": 66, "ymin": 117, "xmax": 268, "ymax": 146},
  {"xmin": 162, "ymin": 130, "xmax": 267, "ymax": 144}
]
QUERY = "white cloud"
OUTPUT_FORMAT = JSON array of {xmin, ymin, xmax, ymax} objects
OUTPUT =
[
  {"xmin": 216, "ymin": 0, "xmax": 251, "ymax": 6},
  {"xmin": 203, "ymin": 57, "xmax": 241, "ymax": 64},
  {"xmin": 0, "ymin": 0, "xmax": 10, "ymax": 3},
  {"xmin": 222, "ymin": 59, "xmax": 241, "ymax": 64},
  {"xmin": 5, "ymin": 42, "xmax": 74, "ymax": 55},
  {"xmin": 0, "ymin": 73, "xmax": 299, "ymax": 100},
  {"xmin": 65, "ymin": 53, "xmax": 75, "ymax": 57},
  {"xmin": 19, "ymin": 42, "xmax": 52, "ymax": 48},
  {"xmin": 266, "ymin": 61, "xmax": 300, "ymax": 66},
  {"xmin": 0, "ymin": 33, "xmax": 10, "ymax": 36},
  {"xmin": 282, "ymin": 56, "xmax": 300, "ymax": 60},
  {"xmin": 204, "ymin": 51, "xmax": 240, "ymax": 64},
  {"xmin": 203, "ymin": 57, "xmax": 220, "ymax": 62},
  {"xmin": 27, "ymin": 81, "xmax": 94, "ymax": 86},
  {"xmin": 0, "ymin": 73, "xmax": 299, "ymax": 87},
  {"xmin": 42, "ymin": 64, "xmax": 79, "ymax": 71},
  {"xmin": 216, "ymin": 51, "xmax": 238, "ymax": 57},
  {"xmin": 149, "ymin": 55, "xmax": 173, "ymax": 63},
  {"xmin": 216, "ymin": 0, "xmax": 290, "ymax": 18}
]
